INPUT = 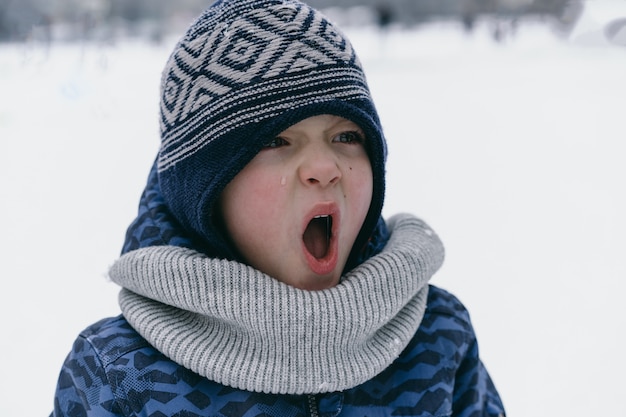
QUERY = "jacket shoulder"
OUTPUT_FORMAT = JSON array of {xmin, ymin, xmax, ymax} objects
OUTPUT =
[
  {"xmin": 400, "ymin": 285, "xmax": 477, "ymax": 375},
  {"xmin": 52, "ymin": 315, "xmax": 151, "ymax": 416},
  {"xmin": 425, "ymin": 285, "xmax": 471, "ymax": 326},
  {"xmin": 78, "ymin": 315, "xmax": 152, "ymax": 366}
]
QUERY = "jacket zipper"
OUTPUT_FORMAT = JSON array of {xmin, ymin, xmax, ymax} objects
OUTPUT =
[{"xmin": 307, "ymin": 394, "xmax": 320, "ymax": 417}]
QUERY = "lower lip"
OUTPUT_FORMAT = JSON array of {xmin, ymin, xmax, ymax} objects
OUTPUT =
[{"xmin": 303, "ymin": 238, "xmax": 339, "ymax": 276}]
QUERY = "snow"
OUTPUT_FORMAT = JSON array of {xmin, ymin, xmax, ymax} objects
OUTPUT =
[{"xmin": 1, "ymin": 20, "xmax": 625, "ymax": 417}]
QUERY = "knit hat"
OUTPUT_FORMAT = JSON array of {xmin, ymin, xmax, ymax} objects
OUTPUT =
[{"xmin": 146, "ymin": 0, "xmax": 387, "ymax": 268}]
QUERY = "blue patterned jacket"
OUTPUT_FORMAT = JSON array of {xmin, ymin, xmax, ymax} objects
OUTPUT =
[{"xmin": 51, "ymin": 284, "xmax": 504, "ymax": 417}]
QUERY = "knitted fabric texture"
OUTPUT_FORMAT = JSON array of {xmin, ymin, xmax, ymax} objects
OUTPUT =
[
  {"xmin": 109, "ymin": 214, "xmax": 444, "ymax": 395},
  {"xmin": 155, "ymin": 0, "xmax": 387, "ymax": 266}
]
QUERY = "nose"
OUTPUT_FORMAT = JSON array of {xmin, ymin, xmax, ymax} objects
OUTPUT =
[{"xmin": 298, "ymin": 144, "xmax": 341, "ymax": 187}]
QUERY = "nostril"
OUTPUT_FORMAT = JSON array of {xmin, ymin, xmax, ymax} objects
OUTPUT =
[{"xmin": 306, "ymin": 175, "xmax": 339, "ymax": 185}]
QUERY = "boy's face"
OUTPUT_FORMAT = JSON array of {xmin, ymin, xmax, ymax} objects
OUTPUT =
[{"xmin": 220, "ymin": 114, "xmax": 373, "ymax": 290}]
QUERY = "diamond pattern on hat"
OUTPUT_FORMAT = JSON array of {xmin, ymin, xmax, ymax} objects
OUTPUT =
[{"xmin": 158, "ymin": 2, "xmax": 360, "ymax": 151}]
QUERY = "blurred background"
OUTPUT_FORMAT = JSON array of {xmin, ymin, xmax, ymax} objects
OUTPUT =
[
  {"xmin": 1, "ymin": 1, "xmax": 625, "ymax": 416},
  {"xmin": 0, "ymin": 0, "xmax": 594, "ymax": 43}
]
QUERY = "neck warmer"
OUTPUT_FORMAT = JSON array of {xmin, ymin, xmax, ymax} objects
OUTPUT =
[{"xmin": 109, "ymin": 214, "xmax": 444, "ymax": 395}]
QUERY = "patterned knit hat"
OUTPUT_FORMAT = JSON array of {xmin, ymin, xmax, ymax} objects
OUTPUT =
[{"xmin": 153, "ymin": 0, "xmax": 387, "ymax": 267}]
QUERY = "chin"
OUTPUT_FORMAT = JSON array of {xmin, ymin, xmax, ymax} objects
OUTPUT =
[{"xmin": 290, "ymin": 273, "xmax": 340, "ymax": 291}]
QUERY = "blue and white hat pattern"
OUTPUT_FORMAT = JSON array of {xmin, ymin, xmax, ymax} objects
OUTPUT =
[{"xmin": 154, "ymin": 0, "xmax": 387, "ymax": 267}]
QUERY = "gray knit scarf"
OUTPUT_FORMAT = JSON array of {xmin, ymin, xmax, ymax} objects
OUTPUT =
[{"xmin": 108, "ymin": 214, "xmax": 445, "ymax": 395}]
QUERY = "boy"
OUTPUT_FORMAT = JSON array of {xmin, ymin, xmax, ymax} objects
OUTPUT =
[{"xmin": 51, "ymin": 0, "xmax": 505, "ymax": 415}]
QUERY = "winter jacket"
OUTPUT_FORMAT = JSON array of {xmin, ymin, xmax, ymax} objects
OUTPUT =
[{"xmin": 51, "ymin": 284, "xmax": 505, "ymax": 417}]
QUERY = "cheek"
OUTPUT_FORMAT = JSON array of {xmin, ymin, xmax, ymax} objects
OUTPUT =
[
  {"xmin": 346, "ymin": 160, "xmax": 374, "ymax": 210},
  {"xmin": 221, "ymin": 170, "xmax": 292, "ymax": 268},
  {"xmin": 222, "ymin": 171, "xmax": 285, "ymax": 231}
]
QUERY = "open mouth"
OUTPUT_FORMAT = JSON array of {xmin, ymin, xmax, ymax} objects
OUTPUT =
[
  {"xmin": 301, "ymin": 204, "xmax": 339, "ymax": 277},
  {"xmin": 303, "ymin": 215, "xmax": 333, "ymax": 259}
]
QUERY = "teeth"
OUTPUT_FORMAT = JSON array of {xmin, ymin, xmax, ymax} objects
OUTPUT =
[{"xmin": 314, "ymin": 215, "xmax": 329, "ymax": 218}]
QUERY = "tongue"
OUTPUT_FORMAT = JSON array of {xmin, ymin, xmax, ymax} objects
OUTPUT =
[{"xmin": 303, "ymin": 217, "xmax": 329, "ymax": 259}]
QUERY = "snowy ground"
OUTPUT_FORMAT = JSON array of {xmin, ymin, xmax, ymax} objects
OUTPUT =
[{"xmin": 1, "ymin": 19, "xmax": 625, "ymax": 417}]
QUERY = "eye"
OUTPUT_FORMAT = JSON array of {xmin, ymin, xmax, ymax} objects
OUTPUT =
[
  {"xmin": 263, "ymin": 136, "xmax": 289, "ymax": 149},
  {"xmin": 333, "ymin": 131, "xmax": 365, "ymax": 145}
]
